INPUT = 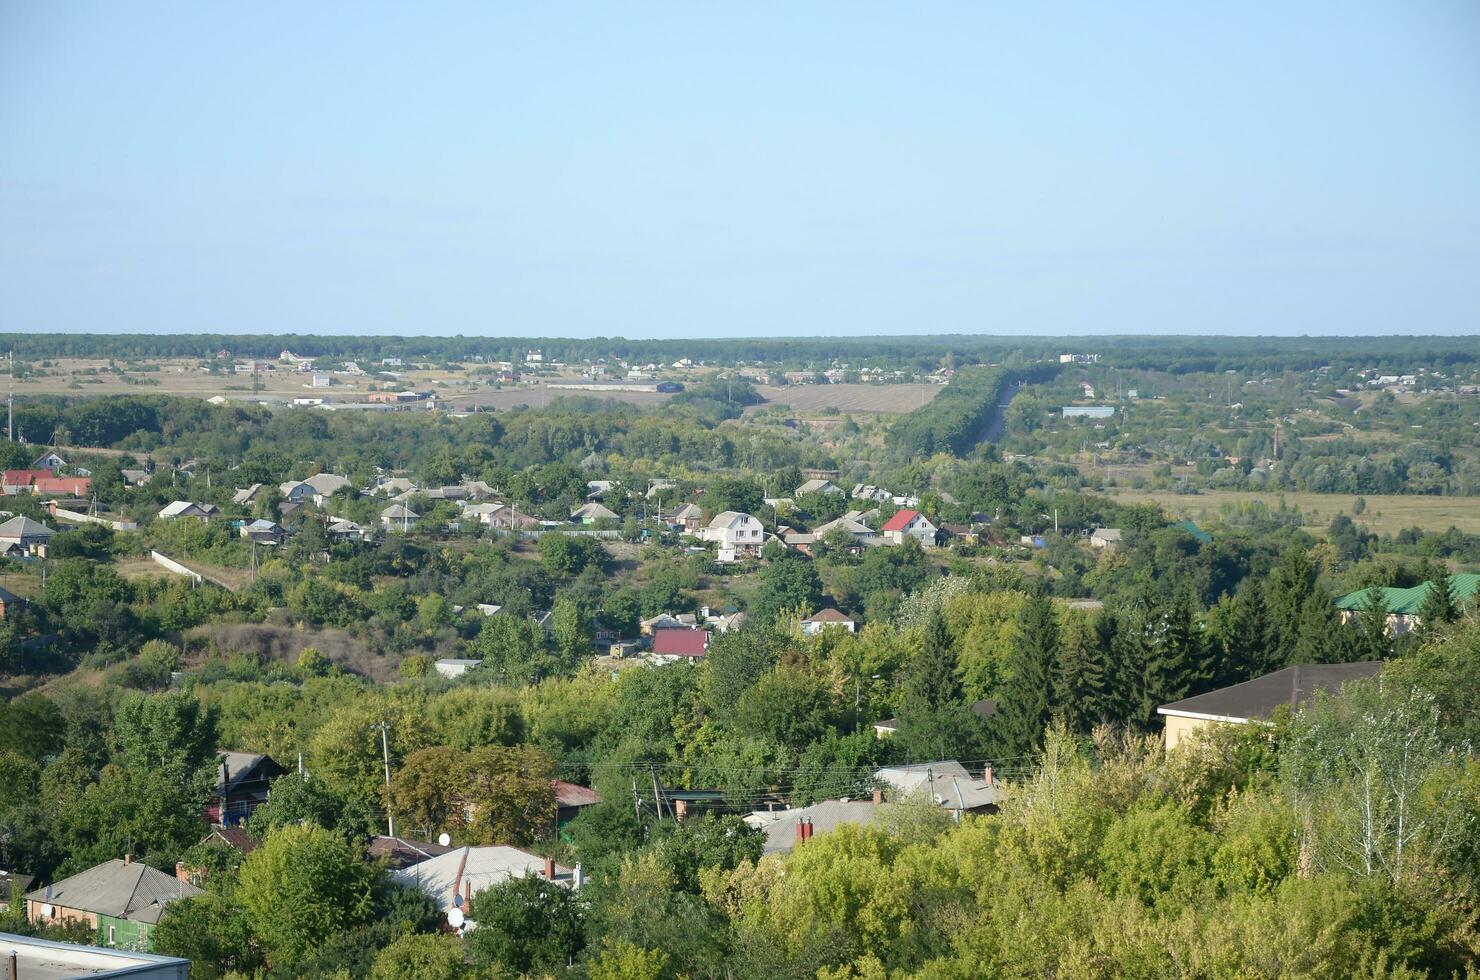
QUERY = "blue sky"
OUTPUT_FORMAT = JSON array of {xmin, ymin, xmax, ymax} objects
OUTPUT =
[{"xmin": 2, "ymin": 2, "xmax": 1477, "ymax": 338}]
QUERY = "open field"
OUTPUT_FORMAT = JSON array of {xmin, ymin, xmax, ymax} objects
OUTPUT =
[
  {"xmin": 753, "ymin": 383, "xmax": 940, "ymax": 414},
  {"xmin": 1108, "ymin": 489, "xmax": 1480, "ymax": 536}
]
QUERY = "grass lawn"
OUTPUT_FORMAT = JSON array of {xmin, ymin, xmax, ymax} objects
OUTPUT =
[{"xmin": 1107, "ymin": 489, "xmax": 1480, "ymax": 536}]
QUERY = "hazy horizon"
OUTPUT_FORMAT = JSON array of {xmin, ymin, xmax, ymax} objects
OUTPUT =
[{"xmin": 4, "ymin": 3, "xmax": 1479, "ymax": 339}]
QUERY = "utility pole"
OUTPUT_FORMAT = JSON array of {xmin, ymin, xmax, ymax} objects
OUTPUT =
[
  {"xmin": 7, "ymin": 351, "xmax": 12, "ymax": 443},
  {"xmin": 376, "ymin": 722, "xmax": 395, "ymax": 836}
]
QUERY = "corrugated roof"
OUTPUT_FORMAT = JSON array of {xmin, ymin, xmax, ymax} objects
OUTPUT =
[
  {"xmin": 1335, "ymin": 575, "xmax": 1480, "ymax": 616},
  {"xmin": 26, "ymin": 859, "xmax": 201, "ymax": 921},
  {"xmin": 881, "ymin": 509, "xmax": 921, "ymax": 532}
]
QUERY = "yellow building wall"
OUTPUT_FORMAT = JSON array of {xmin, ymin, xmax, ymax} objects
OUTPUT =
[{"xmin": 1163, "ymin": 713, "xmax": 1224, "ymax": 751}]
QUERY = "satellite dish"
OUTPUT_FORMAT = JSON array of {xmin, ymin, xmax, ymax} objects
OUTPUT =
[
  {"xmin": 438, "ymin": 833, "xmax": 451, "ymax": 847},
  {"xmin": 447, "ymin": 907, "xmax": 465, "ymax": 929}
]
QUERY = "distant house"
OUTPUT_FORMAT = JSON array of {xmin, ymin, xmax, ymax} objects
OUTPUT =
[
  {"xmin": 327, "ymin": 518, "xmax": 372, "ymax": 541},
  {"xmin": 32, "ymin": 451, "xmax": 67, "ymax": 472},
  {"xmin": 371, "ymin": 477, "xmax": 418, "ymax": 497},
  {"xmin": 795, "ymin": 479, "xmax": 843, "ymax": 496},
  {"xmin": 699, "ymin": 511, "xmax": 764, "ymax": 561},
  {"xmin": 1333, "ymin": 575, "xmax": 1479, "ymax": 636},
  {"xmin": 231, "ymin": 483, "xmax": 264, "ymax": 506},
  {"xmin": 381, "ymin": 504, "xmax": 419, "ymax": 530},
  {"xmin": 881, "ymin": 509, "xmax": 937, "ymax": 547},
  {"xmin": 434, "ymin": 658, "xmax": 482, "ymax": 679},
  {"xmin": 240, "ymin": 519, "xmax": 286, "ymax": 545},
  {"xmin": 392, "ymin": 846, "xmax": 576, "ymax": 931},
  {"xmin": 0, "ymin": 516, "xmax": 55, "ymax": 556},
  {"xmin": 1157, "ymin": 662, "xmax": 1384, "ymax": 750},
  {"xmin": 207, "ymin": 751, "xmax": 287, "ymax": 825},
  {"xmin": 570, "ymin": 502, "xmax": 619, "ymax": 525},
  {"xmin": 32, "ymin": 475, "xmax": 91, "ymax": 498},
  {"xmin": 464, "ymin": 503, "xmax": 539, "ymax": 531},
  {"xmin": 1089, "ymin": 527, "xmax": 1122, "ymax": 549},
  {"xmin": 2, "ymin": 470, "xmax": 51, "ymax": 494},
  {"xmin": 667, "ymin": 502, "xmax": 704, "ymax": 533},
  {"xmin": 744, "ymin": 798, "xmax": 883, "ymax": 855},
  {"xmin": 801, "ymin": 608, "xmax": 857, "ymax": 635},
  {"xmin": 874, "ymin": 761, "xmax": 999, "ymax": 815},
  {"xmin": 1062, "ymin": 406, "xmax": 1115, "ymax": 419},
  {"xmin": 651, "ymin": 627, "xmax": 709, "ymax": 662},
  {"xmin": 1, "ymin": 868, "xmax": 34, "ymax": 903},
  {"xmin": 553, "ymin": 780, "xmax": 602, "ymax": 826},
  {"xmin": 279, "ymin": 473, "xmax": 352, "ymax": 506},
  {"xmin": 586, "ymin": 480, "xmax": 616, "ymax": 500},
  {"xmin": 811, "ymin": 516, "xmax": 879, "ymax": 550},
  {"xmin": 158, "ymin": 501, "xmax": 217, "ymax": 521},
  {"xmin": 121, "ymin": 468, "xmax": 153, "ymax": 487},
  {"xmin": 25, "ymin": 857, "xmax": 202, "ymax": 950}
]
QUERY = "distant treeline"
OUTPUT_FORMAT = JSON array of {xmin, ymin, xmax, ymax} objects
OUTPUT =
[
  {"xmin": 1, "ymin": 333, "xmax": 1475, "ymax": 374},
  {"xmin": 888, "ymin": 364, "xmax": 1060, "ymax": 457}
]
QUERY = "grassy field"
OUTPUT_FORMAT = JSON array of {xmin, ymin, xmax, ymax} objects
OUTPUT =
[
  {"xmin": 1107, "ymin": 489, "xmax": 1480, "ymax": 536},
  {"xmin": 753, "ymin": 383, "xmax": 940, "ymax": 414}
]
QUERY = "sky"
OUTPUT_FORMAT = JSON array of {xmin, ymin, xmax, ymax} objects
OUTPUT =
[{"xmin": 2, "ymin": 3, "xmax": 1478, "ymax": 339}]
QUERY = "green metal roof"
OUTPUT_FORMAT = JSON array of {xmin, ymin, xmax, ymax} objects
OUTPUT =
[
  {"xmin": 1176, "ymin": 519, "xmax": 1212, "ymax": 544},
  {"xmin": 1335, "ymin": 574, "xmax": 1480, "ymax": 615}
]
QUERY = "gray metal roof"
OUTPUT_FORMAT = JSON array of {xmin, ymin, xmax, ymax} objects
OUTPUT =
[{"xmin": 25, "ymin": 859, "xmax": 200, "ymax": 921}]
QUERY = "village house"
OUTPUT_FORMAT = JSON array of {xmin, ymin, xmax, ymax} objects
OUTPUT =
[
  {"xmin": 33, "ymin": 475, "xmax": 92, "ymax": 497},
  {"xmin": 32, "ymin": 451, "xmax": 67, "ymax": 471},
  {"xmin": 1334, "ymin": 574, "xmax": 1480, "ymax": 636},
  {"xmin": 327, "ymin": 518, "xmax": 373, "ymax": 541},
  {"xmin": 1089, "ymin": 527, "xmax": 1123, "ymax": 549},
  {"xmin": 699, "ymin": 511, "xmax": 764, "ymax": 561},
  {"xmin": 570, "ymin": 501, "xmax": 619, "ymax": 525},
  {"xmin": 279, "ymin": 472, "xmax": 353, "ymax": 506},
  {"xmin": 381, "ymin": 504, "xmax": 419, "ymax": 530},
  {"xmin": 367, "ymin": 835, "xmax": 453, "ymax": 871},
  {"xmin": 392, "ymin": 846, "xmax": 577, "ymax": 933},
  {"xmin": 795, "ymin": 478, "xmax": 844, "ymax": 496},
  {"xmin": 231, "ymin": 483, "xmax": 264, "ymax": 506},
  {"xmin": 1158, "ymin": 662, "xmax": 1384, "ymax": 750},
  {"xmin": 0, "ymin": 515, "xmax": 56, "ymax": 556},
  {"xmin": 801, "ymin": 608, "xmax": 857, "ymax": 635},
  {"xmin": 881, "ymin": 509, "xmax": 938, "ymax": 547},
  {"xmin": 434, "ymin": 658, "xmax": 483, "ymax": 679},
  {"xmin": 239, "ymin": 518, "xmax": 286, "ymax": 545},
  {"xmin": 745, "ymin": 797, "xmax": 884, "ymax": 855},
  {"xmin": 650, "ymin": 627, "xmax": 709, "ymax": 662},
  {"xmin": 207, "ymin": 751, "xmax": 287, "ymax": 825},
  {"xmin": 873, "ymin": 761, "xmax": 1000, "ymax": 816},
  {"xmin": 666, "ymin": 502, "xmax": 704, "ymax": 533},
  {"xmin": 25, "ymin": 857, "xmax": 202, "ymax": 951},
  {"xmin": 121, "ymin": 468, "xmax": 153, "ymax": 487},
  {"xmin": 158, "ymin": 501, "xmax": 219, "ymax": 521}
]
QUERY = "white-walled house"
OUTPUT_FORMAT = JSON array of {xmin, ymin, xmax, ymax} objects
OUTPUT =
[{"xmin": 699, "ymin": 511, "xmax": 765, "ymax": 561}]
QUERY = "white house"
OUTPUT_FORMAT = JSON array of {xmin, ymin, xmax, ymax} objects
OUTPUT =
[
  {"xmin": 795, "ymin": 479, "xmax": 843, "ymax": 496},
  {"xmin": 801, "ymin": 608, "xmax": 857, "ymax": 635},
  {"xmin": 158, "ymin": 501, "xmax": 217, "ymax": 521},
  {"xmin": 881, "ymin": 509, "xmax": 938, "ymax": 547},
  {"xmin": 699, "ymin": 511, "xmax": 764, "ymax": 561},
  {"xmin": 1090, "ymin": 527, "xmax": 1123, "ymax": 549}
]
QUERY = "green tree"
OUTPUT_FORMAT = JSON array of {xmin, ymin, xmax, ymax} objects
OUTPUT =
[
  {"xmin": 551, "ymin": 594, "xmax": 595, "ymax": 662},
  {"xmin": 990, "ymin": 591, "xmax": 1057, "ymax": 758},
  {"xmin": 466, "ymin": 874, "xmax": 587, "ymax": 974},
  {"xmin": 1051, "ymin": 613, "xmax": 1106, "ymax": 733},
  {"xmin": 237, "ymin": 823, "xmax": 375, "ymax": 967},
  {"xmin": 114, "ymin": 691, "xmax": 219, "ymax": 788},
  {"xmin": 1416, "ymin": 566, "xmax": 1459, "ymax": 630},
  {"xmin": 895, "ymin": 612, "xmax": 987, "ymax": 761},
  {"xmin": 153, "ymin": 893, "xmax": 260, "ymax": 979},
  {"xmin": 370, "ymin": 931, "xmax": 464, "ymax": 980},
  {"xmin": 749, "ymin": 555, "xmax": 822, "ymax": 624},
  {"xmin": 1354, "ymin": 585, "xmax": 1392, "ymax": 662},
  {"xmin": 474, "ymin": 613, "xmax": 550, "ymax": 683}
]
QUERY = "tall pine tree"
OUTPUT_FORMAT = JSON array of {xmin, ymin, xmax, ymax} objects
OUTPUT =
[
  {"xmin": 1264, "ymin": 548, "xmax": 1316, "ymax": 668},
  {"xmin": 1355, "ymin": 585, "xmax": 1392, "ymax": 662},
  {"xmin": 990, "ymin": 588, "xmax": 1057, "ymax": 758},
  {"xmin": 1141, "ymin": 590, "xmax": 1206, "ymax": 724},
  {"xmin": 895, "ymin": 612, "xmax": 985, "ymax": 762},
  {"xmin": 1417, "ymin": 564, "xmax": 1458, "ymax": 631},
  {"xmin": 1051, "ymin": 613, "xmax": 1107, "ymax": 734}
]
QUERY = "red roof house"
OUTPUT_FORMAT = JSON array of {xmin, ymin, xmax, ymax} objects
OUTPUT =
[
  {"xmin": 33, "ymin": 476, "xmax": 91, "ymax": 497},
  {"xmin": 2, "ymin": 470, "xmax": 50, "ymax": 492},
  {"xmin": 881, "ymin": 509, "xmax": 938, "ymax": 546},
  {"xmin": 652, "ymin": 627, "xmax": 709, "ymax": 659}
]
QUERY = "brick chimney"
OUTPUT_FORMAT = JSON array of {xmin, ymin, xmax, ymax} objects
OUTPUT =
[
  {"xmin": 795, "ymin": 820, "xmax": 806, "ymax": 845},
  {"xmin": 983, "ymin": 765, "xmax": 994, "ymax": 787},
  {"xmin": 123, "ymin": 854, "xmax": 132, "ymax": 865},
  {"xmin": 175, "ymin": 862, "xmax": 191, "ymax": 884},
  {"xmin": 543, "ymin": 856, "xmax": 557, "ymax": 880},
  {"xmin": 800, "ymin": 819, "xmax": 814, "ymax": 841},
  {"xmin": 871, "ymin": 787, "xmax": 883, "ymax": 805}
]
